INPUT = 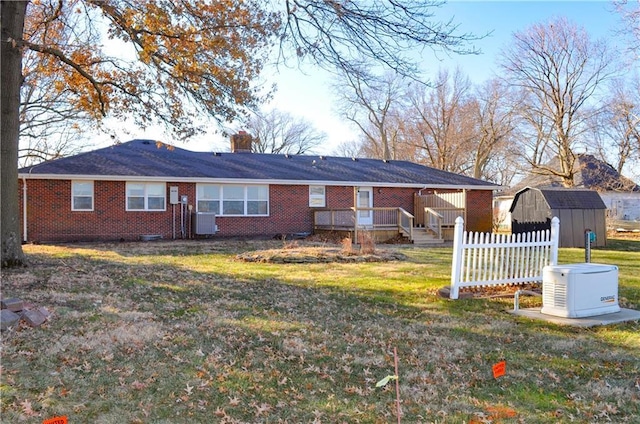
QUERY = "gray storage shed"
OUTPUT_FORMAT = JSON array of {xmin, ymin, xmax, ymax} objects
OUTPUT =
[{"xmin": 509, "ymin": 187, "xmax": 607, "ymax": 247}]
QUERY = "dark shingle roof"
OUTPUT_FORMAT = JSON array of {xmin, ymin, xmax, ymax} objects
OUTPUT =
[
  {"xmin": 509, "ymin": 154, "xmax": 639, "ymax": 193},
  {"xmin": 510, "ymin": 187, "xmax": 607, "ymax": 212},
  {"xmin": 19, "ymin": 139, "xmax": 498, "ymax": 188}
]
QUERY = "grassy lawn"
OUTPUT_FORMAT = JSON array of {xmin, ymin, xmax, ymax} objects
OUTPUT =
[{"xmin": 1, "ymin": 238, "xmax": 639, "ymax": 423}]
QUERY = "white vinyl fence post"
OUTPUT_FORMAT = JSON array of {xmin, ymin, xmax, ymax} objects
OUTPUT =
[
  {"xmin": 450, "ymin": 216, "xmax": 465, "ymax": 299},
  {"xmin": 550, "ymin": 217, "xmax": 560, "ymax": 266}
]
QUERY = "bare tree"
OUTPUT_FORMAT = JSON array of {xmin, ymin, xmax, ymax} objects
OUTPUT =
[
  {"xmin": 468, "ymin": 78, "xmax": 519, "ymax": 182},
  {"xmin": 614, "ymin": 0, "xmax": 640, "ymax": 61},
  {"xmin": 591, "ymin": 77, "xmax": 640, "ymax": 176},
  {"xmin": 335, "ymin": 71, "xmax": 410, "ymax": 161},
  {"xmin": 332, "ymin": 139, "xmax": 364, "ymax": 158},
  {"xmin": 405, "ymin": 68, "xmax": 475, "ymax": 173},
  {"xmin": 280, "ymin": 0, "xmax": 480, "ymax": 82},
  {"xmin": 500, "ymin": 18, "xmax": 618, "ymax": 187},
  {"xmin": 19, "ymin": 48, "xmax": 91, "ymax": 166},
  {"xmin": 241, "ymin": 109, "xmax": 326, "ymax": 154}
]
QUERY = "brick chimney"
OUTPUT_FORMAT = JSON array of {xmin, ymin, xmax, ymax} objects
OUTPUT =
[{"xmin": 231, "ymin": 131, "xmax": 252, "ymax": 153}]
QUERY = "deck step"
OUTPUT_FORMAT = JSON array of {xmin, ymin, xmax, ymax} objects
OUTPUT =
[{"xmin": 410, "ymin": 228, "xmax": 444, "ymax": 245}]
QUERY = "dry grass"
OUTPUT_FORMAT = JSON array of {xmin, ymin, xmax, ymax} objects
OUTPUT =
[
  {"xmin": 341, "ymin": 237, "xmax": 354, "ymax": 255},
  {"xmin": 357, "ymin": 230, "xmax": 376, "ymax": 255},
  {"xmin": 1, "ymin": 239, "xmax": 639, "ymax": 423}
]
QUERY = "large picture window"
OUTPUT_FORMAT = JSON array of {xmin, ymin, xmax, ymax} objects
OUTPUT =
[
  {"xmin": 197, "ymin": 184, "xmax": 268, "ymax": 216},
  {"xmin": 126, "ymin": 182, "xmax": 166, "ymax": 211},
  {"xmin": 72, "ymin": 181, "xmax": 94, "ymax": 211}
]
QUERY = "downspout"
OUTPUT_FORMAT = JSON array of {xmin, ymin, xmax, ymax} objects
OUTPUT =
[
  {"xmin": 22, "ymin": 166, "xmax": 35, "ymax": 242},
  {"xmin": 463, "ymin": 188, "xmax": 468, "ymax": 224},
  {"xmin": 353, "ymin": 186, "xmax": 358, "ymax": 245},
  {"xmin": 22, "ymin": 176, "xmax": 27, "ymax": 242}
]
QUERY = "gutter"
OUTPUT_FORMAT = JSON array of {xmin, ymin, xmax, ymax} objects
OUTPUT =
[{"xmin": 18, "ymin": 173, "xmax": 501, "ymax": 191}]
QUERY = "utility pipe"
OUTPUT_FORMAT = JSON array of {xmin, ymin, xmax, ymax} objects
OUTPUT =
[{"xmin": 513, "ymin": 289, "xmax": 542, "ymax": 311}]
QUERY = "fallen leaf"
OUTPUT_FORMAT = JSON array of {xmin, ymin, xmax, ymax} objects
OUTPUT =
[
  {"xmin": 131, "ymin": 380, "xmax": 147, "ymax": 390},
  {"xmin": 254, "ymin": 402, "xmax": 272, "ymax": 416},
  {"xmin": 20, "ymin": 399, "xmax": 38, "ymax": 417},
  {"xmin": 184, "ymin": 383, "xmax": 193, "ymax": 395},
  {"xmin": 376, "ymin": 374, "xmax": 397, "ymax": 387}
]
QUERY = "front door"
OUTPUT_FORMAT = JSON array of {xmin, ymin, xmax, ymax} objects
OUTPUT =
[{"xmin": 357, "ymin": 187, "xmax": 373, "ymax": 226}]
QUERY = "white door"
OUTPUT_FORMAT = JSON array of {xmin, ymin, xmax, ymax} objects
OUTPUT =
[{"xmin": 357, "ymin": 187, "xmax": 373, "ymax": 226}]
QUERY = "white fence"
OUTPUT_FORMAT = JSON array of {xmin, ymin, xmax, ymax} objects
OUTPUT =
[{"xmin": 450, "ymin": 216, "xmax": 559, "ymax": 299}]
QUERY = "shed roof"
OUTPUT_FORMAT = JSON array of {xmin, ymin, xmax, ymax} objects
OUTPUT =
[
  {"xmin": 509, "ymin": 187, "xmax": 607, "ymax": 212},
  {"xmin": 19, "ymin": 139, "xmax": 499, "ymax": 189}
]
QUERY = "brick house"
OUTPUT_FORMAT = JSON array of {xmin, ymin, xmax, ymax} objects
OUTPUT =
[{"xmin": 18, "ymin": 136, "xmax": 499, "ymax": 244}]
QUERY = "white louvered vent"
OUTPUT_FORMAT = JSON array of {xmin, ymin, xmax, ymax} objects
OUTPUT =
[{"xmin": 543, "ymin": 279, "xmax": 567, "ymax": 309}]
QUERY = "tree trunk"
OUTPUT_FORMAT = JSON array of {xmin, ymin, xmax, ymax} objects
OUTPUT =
[{"xmin": 1, "ymin": 1, "xmax": 28, "ymax": 267}]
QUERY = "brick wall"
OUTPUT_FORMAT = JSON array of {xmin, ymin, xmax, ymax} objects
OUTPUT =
[
  {"xmin": 20, "ymin": 180, "xmax": 197, "ymax": 242},
  {"xmin": 465, "ymin": 190, "xmax": 493, "ymax": 232},
  {"xmin": 19, "ymin": 179, "xmax": 493, "ymax": 242}
]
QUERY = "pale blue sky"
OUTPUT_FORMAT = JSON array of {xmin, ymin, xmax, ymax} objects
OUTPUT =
[{"xmin": 105, "ymin": 1, "xmax": 632, "ymax": 154}]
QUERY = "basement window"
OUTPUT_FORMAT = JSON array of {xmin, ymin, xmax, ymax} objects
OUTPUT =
[
  {"xmin": 72, "ymin": 181, "xmax": 94, "ymax": 211},
  {"xmin": 126, "ymin": 182, "xmax": 166, "ymax": 211}
]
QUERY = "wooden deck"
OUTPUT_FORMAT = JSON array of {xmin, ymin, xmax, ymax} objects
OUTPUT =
[{"xmin": 313, "ymin": 207, "xmax": 459, "ymax": 245}]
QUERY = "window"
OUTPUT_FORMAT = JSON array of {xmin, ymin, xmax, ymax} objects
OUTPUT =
[
  {"xmin": 196, "ymin": 184, "xmax": 268, "ymax": 216},
  {"xmin": 72, "ymin": 181, "xmax": 94, "ymax": 211},
  {"xmin": 309, "ymin": 185, "xmax": 326, "ymax": 207},
  {"xmin": 126, "ymin": 182, "xmax": 166, "ymax": 211},
  {"xmin": 247, "ymin": 186, "xmax": 268, "ymax": 215},
  {"xmin": 197, "ymin": 184, "xmax": 219, "ymax": 212},
  {"xmin": 223, "ymin": 185, "xmax": 245, "ymax": 215}
]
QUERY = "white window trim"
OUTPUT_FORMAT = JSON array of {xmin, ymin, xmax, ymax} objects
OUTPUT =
[
  {"xmin": 196, "ymin": 184, "xmax": 269, "ymax": 216},
  {"xmin": 71, "ymin": 180, "xmax": 94, "ymax": 211},
  {"xmin": 126, "ymin": 182, "xmax": 166, "ymax": 211},
  {"xmin": 309, "ymin": 185, "xmax": 326, "ymax": 207}
]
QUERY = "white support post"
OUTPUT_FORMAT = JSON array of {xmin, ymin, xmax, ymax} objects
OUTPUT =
[
  {"xmin": 450, "ymin": 216, "xmax": 465, "ymax": 299},
  {"xmin": 550, "ymin": 217, "xmax": 560, "ymax": 266}
]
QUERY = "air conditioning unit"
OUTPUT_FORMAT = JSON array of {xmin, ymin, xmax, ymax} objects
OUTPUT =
[
  {"xmin": 541, "ymin": 263, "xmax": 620, "ymax": 318},
  {"xmin": 193, "ymin": 212, "xmax": 218, "ymax": 235}
]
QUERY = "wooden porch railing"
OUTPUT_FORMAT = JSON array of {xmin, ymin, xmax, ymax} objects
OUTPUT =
[
  {"xmin": 434, "ymin": 207, "xmax": 465, "ymax": 227},
  {"xmin": 314, "ymin": 207, "xmax": 415, "ymax": 239},
  {"xmin": 313, "ymin": 209, "xmax": 355, "ymax": 228},
  {"xmin": 424, "ymin": 207, "xmax": 443, "ymax": 239},
  {"xmin": 398, "ymin": 208, "xmax": 414, "ymax": 240}
]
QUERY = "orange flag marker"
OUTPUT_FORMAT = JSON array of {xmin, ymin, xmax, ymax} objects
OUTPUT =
[
  {"xmin": 492, "ymin": 360, "xmax": 506, "ymax": 378},
  {"xmin": 43, "ymin": 416, "xmax": 68, "ymax": 424}
]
